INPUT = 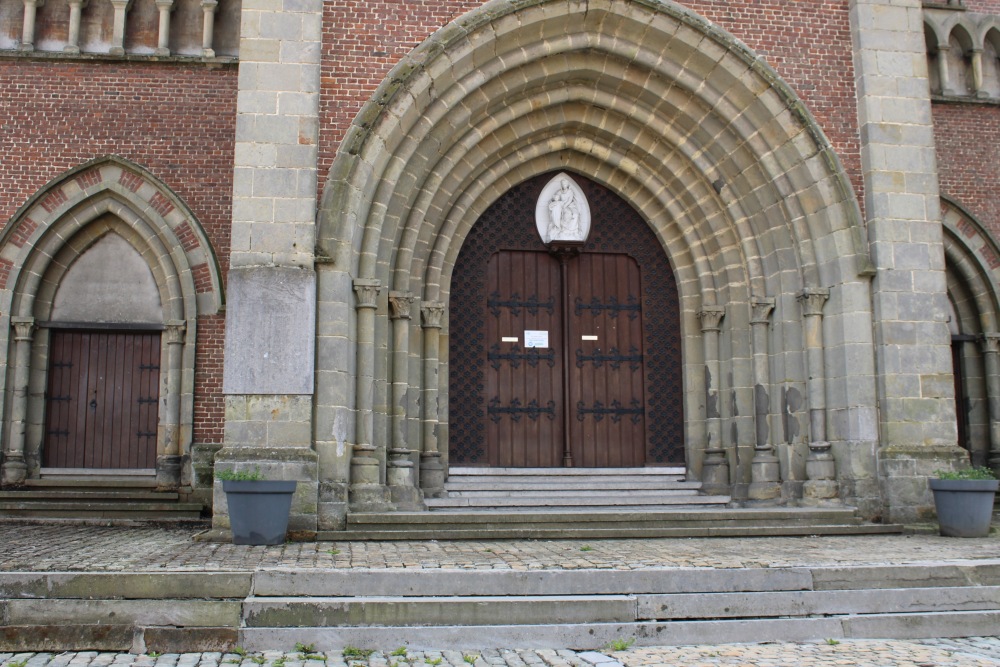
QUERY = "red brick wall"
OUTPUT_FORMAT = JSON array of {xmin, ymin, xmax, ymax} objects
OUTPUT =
[
  {"xmin": 318, "ymin": 0, "xmax": 864, "ymax": 209},
  {"xmin": 0, "ymin": 58, "xmax": 236, "ymax": 446},
  {"xmin": 934, "ymin": 101, "xmax": 1000, "ymax": 235},
  {"xmin": 964, "ymin": 1, "xmax": 1000, "ymax": 13}
]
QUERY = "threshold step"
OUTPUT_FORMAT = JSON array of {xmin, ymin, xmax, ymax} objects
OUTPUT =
[{"xmin": 425, "ymin": 495, "xmax": 730, "ymax": 508}]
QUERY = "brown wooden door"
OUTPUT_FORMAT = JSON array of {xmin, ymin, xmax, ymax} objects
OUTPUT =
[
  {"xmin": 567, "ymin": 253, "xmax": 646, "ymax": 466},
  {"xmin": 484, "ymin": 250, "xmax": 646, "ymax": 467},
  {"xmin": 485, "ymin": 251, "xmax": 564, "ymax": 466},
  {"xmin": 43, "ymin": 330, "xmax": 161, "ymax": 469}
]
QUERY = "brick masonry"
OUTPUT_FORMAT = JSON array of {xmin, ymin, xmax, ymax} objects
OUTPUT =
[{"xmin": 0, "ymin": 59, "xmax": 236, "ymax": 448}]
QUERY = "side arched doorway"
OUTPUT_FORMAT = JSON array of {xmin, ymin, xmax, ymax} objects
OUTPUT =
[{"xmin": 448, "ymin": 173, "xmax": 683, "ymax": 468}]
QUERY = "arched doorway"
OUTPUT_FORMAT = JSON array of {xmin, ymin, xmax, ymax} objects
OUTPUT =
[{"xmin": 448, "ymin": 173, "xmax": 683, "ymax": 468}]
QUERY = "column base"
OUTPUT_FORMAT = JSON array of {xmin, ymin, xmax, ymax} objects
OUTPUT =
[
  {"xmin": 1, "ymin": 456, "xmax": 27, "ymax": 487},
  {"xmin": 419, "ymin": 452, "xmax": 445, "ymax": 498},
  {"xmin": 388, "ymin": 448, "xmax": 425, "ymax": 511},
  {"xmin": 701, "ymin": 448, "xmax": 730, "ymax": 496},
  {"xmin": 155, "ymin": 454, "xmax": 183, "ymax": 491}
]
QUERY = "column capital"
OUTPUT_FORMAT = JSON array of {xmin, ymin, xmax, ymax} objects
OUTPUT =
[
  {"xmin": 421, "ymin": 302, "xmax": 446, "ymax": 329},
  {"xmin": 751, "ymin": 297, "xmax": 775, "ymax": 325},
  {"xmin": 981, "ymin": 333, "xmax": 1000, "ymax": 355},
  {"xmin": 388, "ymin": 291, "xmax": 415, "ymax": 320},
  {"xmin": 11, "ymin": 316, "xmax": 34, "ymax": 342},
  {"xmin": 798, "ymin": 288, "xmax": 829, "ymax": 317},
  {"xmin": 353, "ymin": 278, "xmax": 381, "ymax": 310},
  {"xmin": 164, "ymin": 319, "xmax": 187, "ymax": 344},
  {"xmin": 200, "ymin": 0, "xmax": 217, "ymax": 7},
  {"xmin": 697, "ymin": 306, "xmax": 725, "ymax": 332},
  {"xmin": 154, "ymin": 0, "xmax": 173, "ymax": 8}
]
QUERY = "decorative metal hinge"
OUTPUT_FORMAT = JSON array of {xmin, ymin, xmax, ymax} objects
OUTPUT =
[
  {"xmin": 488, "ymin": 343, "xmax": 556, "ymax": 370},
  {"xmin": 488, "ymin": 397, "xmax": 557, "ymax": 423},
  {"xmin": 575, "ymin": 346, "xmax": 642, "ymax": 371},
  {"xmin": 576, "ymin": 399, "xmax": 644, "ymax": 424},
  {"xmin": 574, "ymin": 295, "xmax": 640, "ymax": 320},
  {"xmin": 488, "ymin": 291, "xmax": 555, "ymax": 317}
]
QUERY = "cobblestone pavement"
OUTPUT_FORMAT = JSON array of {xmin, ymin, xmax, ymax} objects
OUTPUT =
[
  {"xmin": 2, "ymin": 639, "xmax": 1000, "ymax": 667},
  {"xmin": 0, "ymin": 523, "xmax": 997, "ymax": 572}
]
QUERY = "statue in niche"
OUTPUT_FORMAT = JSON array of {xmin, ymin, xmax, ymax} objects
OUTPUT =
[
  {"xmin": 535, "ymin": 173, "xmax": 591, "ymax": 244},
  {"xmin": 547, "ymin": 177, "xmax": 582, "ymax": 241}
]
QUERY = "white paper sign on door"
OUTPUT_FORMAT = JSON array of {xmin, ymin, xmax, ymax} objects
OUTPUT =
[{"xmin": 524, "ymin": 330, "xmax": 549, "ymax": 348}]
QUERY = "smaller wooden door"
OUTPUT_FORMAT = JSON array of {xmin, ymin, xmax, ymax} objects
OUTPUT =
[{"xmin": 43, "ymin": 330, "xmax": 161, "ymax": 469}]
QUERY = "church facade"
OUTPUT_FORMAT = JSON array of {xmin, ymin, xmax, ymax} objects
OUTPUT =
[{"xmin": 2, "ymin": 0, "xmax": 1000, "ymax": 533}]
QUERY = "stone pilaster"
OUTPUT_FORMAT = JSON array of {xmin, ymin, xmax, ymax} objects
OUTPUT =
[
  {"xmin": 200, "ymin": 0, "xmax": 218, "ymax": 58},
  {"xmin": 851, "ymin": 0, "xmax": 967, "ymax": 522},
  {"xmin": 698, "ymin": 306, "xmax": 729, "ymax": 495},
  {"xmin": 109, "ymin": 0, "xmax": 132, "ymax": 56},
  {"xmin": 387, "ymin": 292, "xmax": 424, "ymax": 510},
  {"xmin": 981, "ymin": 334, "xmax": 1000, "ymax": 475},
  {"xmin": 1, "ymin": 317, "xmax": 34, "ymax": 487},
  {"xmin": 748, "ymin": 298, "xmax": 781, "ymax": 503},
  {"xmin": 799, "ymin": 289, "xmax": 839, "ymax": 503},
  {"xmin": 154, "ymin": 0, "xmax": 175, "ymax": 56},
  {"xmin": 419, "ymin": 302, "xmax": 446, "ymax": 498},
  {"xmin": 19, "ymin": 0, "xmax": 44, "ymax": 51},
  {"xmin": 213, "ymin": 0, "xmax": 324, "ymax": 538},
  {"xmin": 64, "ymin": 0, "xmax": 88, "ymax": 54},
  {"xmin": 348, "ymin": 279, "xmax": 391, "ymax": 511},
  {"xmin": 156, "ymin": 319, "xmax": 186, "ymax": 491}
]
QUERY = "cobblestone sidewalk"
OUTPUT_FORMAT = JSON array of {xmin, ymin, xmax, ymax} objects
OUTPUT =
[
  {"xmin": 0, "ymin": 523, "xmax": 997, "ymax": 572},
  {"xmin": 2, "ymin": 639, "xmax": 1000, "ymax": 667}
]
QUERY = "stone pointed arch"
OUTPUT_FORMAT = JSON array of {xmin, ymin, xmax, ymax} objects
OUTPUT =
[
  {"xmin": 0, "ymin": 156, "xmax": 224, "ymax": 489},
  {"xmin": 314, "ymin": 0, "xmax": 870, "ymax": 503},
  {"xmin": 941, "ymin": 197, "xmax": 1000, "ymax": 471}
]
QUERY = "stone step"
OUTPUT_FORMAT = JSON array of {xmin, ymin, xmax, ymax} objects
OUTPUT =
[
  {"xmin": 242, "ymin": 586, "xmax": 1000, "ymax": 628},
  {"xmin": 443, "ymin": 481, "xmax": 702, "ymax": 492},
  {"xmin": 449, "ymin": 467, "xmax": 686, "ymax": 476},
  {"xmin": 426, "ymin": 494, "xmax": 728, "ymax": 508},
  {"xmin": 24, "ymin": 477, "xmax": 159, "ymax": 488},
  {"xmin": 0, "ymin": 500, "xmax": 204, "ymax": 520},
  {"xmin": 238, "ymin": 611, "xmax": 1000, "ymax": 651},
  {"xmin": 0, "ymin": 490, "xmax": 180, "ymax": 501},
  {"xmin": 330, "ymin": 524, "xmax": 900, "ymax": 540}
]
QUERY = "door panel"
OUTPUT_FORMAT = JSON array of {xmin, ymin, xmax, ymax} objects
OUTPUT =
[
  {"xmin": 485, "ymin": 251, "xmax": 564, "ymax": 467},
  {"xmin": 568, "ymin": 253, "xmax": 646, "ymax": 467},
  {"xmin": 44, "ymin": 331, "xmax": 161, "ymax": 469}
]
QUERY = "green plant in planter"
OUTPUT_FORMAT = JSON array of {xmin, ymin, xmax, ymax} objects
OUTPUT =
[
  {"xmin": 936, "ymin": 466, "xmax": 998, "ymax": 480},
  {"xmin": 930, "ymin": 466, "xmax": 999, "ymax": 538}
]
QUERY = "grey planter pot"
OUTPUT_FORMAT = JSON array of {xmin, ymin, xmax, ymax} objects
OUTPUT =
[
  {"xmin": 223, "ymin": 480, "xmax": 297, "ymax": 545},
  {"xmin": 929, "ymin": 478, "xmax": 999, "ymax": 538}
]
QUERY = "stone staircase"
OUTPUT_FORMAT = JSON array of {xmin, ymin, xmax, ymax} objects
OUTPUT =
[
  {"xmin": 3, "ymin": 560, "xmax": 998, "ymax": 652},
  {"xmin": 331, "ymin": 467, "xmax": 902, "ymax": 540},
  {"xmin": 0, "ymin": 477, "xmax": 205, "ymax": 522}
]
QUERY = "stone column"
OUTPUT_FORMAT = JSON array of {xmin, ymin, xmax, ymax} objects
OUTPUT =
[
  {"xmin": 200, "ymin": 0, "xmax": 217, "ymax": 58},
  {"xmin": 936, "ymin": 45, "xmax": 953, "ymax": 95},
  {"xmin": 109, "ymin": 0, "xmax": 132, "ymax": 56},
  {"xmin": 387, "ymin": 291, "xmax": 423, "ymax": 510},
  {"xmin": 851, "ymin": 0, "xmax": 968, "ymax": 522},
  {"xmin": 698, "ymin": 306, "xmax": 728, "ymax": 495},
  {"xmin": 419, "ymin": 301, "xmax": 446, "ymax": 498},
  {"xmin": 156, "ymin": 320, "xmax": 186, "ymax": 490},
  {"xmin": 64, "ymin": 0, "xmax": 87, "ymax": 54},
  {"xmin": 799, "ymin": 289, "xmax": 839, "ymax": 503},
  {"xmin": 19, "ymin": 0, "xmax": 45, "ymax": 51},
  {"xmin": 348, "ymin": 278, "xmax": 391, "ymax": 511},
  {"xmin": 748, "ymin": 298, "xmax": 780, "ymax": 502},
  {"xmin": 981, "ymin": 333, "xmax": 1000, "ymax": 475},
  {"xmin": 1, "ymin": 317, "xmax": 34, "ymax": 487},
  {"xmin": 154, "ymin": 0, "xmax": 174, "ymax": 56},
  {"xmin": 970, "ymin": 48, "xmax": 987, "ymax": 98}
]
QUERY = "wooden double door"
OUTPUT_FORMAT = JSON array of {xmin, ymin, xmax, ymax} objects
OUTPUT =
[
  {"xmin": 485, "ymin": 250, "xmax": 646, "ymax": 467},
  {"xmin": 43, "ymin": 330, "xmax": 161, "ymax": 469}
]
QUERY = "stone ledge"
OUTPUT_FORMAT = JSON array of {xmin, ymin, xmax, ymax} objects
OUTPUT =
[{"xmin": 0, "ymin": 49, "xmax": 238, "ymax": 67}]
